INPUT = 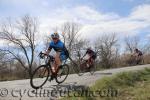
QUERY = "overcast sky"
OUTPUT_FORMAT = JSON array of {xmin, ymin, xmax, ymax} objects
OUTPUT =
[{"xmin": 0, "ymin": 0, "xmax": 150, "ymax": 41}]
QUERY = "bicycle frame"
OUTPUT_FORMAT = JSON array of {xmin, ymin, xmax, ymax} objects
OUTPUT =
[
  {"xmin": 68, "ymin": 56, "xmax": 91, "ymax": 75},
  {"xmin": 41, "ymin": 54, "xmax": 68, "ymax": 74}
]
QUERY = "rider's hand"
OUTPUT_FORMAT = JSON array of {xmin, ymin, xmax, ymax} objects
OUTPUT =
[
  {"xmin": 39, "ymin": 51, "xmax": 46, "ymax": 59},
  {"xmin": 43, "ymin": 52, "xmax": 48, "ymax": 56}
]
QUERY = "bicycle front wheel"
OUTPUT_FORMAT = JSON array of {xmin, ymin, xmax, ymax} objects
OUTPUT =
[{"xmin": 30, "ymin": 65, "xmax": 50, "ymax": 89}]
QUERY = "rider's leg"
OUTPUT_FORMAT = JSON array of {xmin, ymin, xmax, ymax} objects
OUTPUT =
[
  {"xmin": 83, "ymin": 54, "xmax": 90, "ymax": 60},
  {"xmin": 85, "ymin": 54, "xmax": 91, "ymax": 68},
  {"xmin": 86, "ymin": 59, "xmax": 90, "ymax": 68},
  {"xmin": 88, "ymin": 57, "xmax": 91, "ymax": 64},
  {"xmin": 53, "ymin": 52, "xmax": 61, "ymax": 73},
  {"xmin": 90, "ymin": 58, "xmax": 94, "ymax": 65}
]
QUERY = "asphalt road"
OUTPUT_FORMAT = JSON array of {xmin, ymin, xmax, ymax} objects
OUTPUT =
[{"xmin": 0, "ymin": 64, "xmax": 150, "ymax": 100}]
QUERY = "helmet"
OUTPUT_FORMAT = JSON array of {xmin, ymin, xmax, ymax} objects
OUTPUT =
[
  {"xmin": 51, "ymin": 32, "xmax": 59, "ymax": 39},
  {"xmin": 134, "ymin": 48, "xmax": 138, "ymax": 52},
  {"xmin": 87, "ymin": 47, "xmax": 91, "ymax": 51}
]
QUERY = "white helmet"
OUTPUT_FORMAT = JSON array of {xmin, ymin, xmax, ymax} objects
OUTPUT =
[{"xmin": 51, "ymin": 32, "xmax": 59, "ymax": 38}]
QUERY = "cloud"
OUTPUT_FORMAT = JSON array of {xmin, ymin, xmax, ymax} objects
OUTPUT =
[
  {"xmin": 38, "ymin": 4, "xmax": 150, "ymax": 41},
  {"xmin": 122, "ymin": 0, "xmax": 150, "ymax": 3},
  {"xmin": 0, "ymin": 0, "xmax": 49, "ymax": 6},
  {"xmin": 78, "ymin": 4, "xmax": 150, "ymax": 40},
  {"xmin": 39, "ymin": 6, "xmax": 121, "ymax": 36},
  {"xmin": 0, "ymin": 0, "xmax": 150, "ymax": 42},
  {"xmin": 129, "ymin": 4, "xmax": 150, "ymax": 21}
]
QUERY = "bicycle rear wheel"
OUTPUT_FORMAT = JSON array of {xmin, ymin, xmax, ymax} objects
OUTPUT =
[
  {"xmin": 78, "ymin": 62, "xmax": 88, "ymax": 76},
  {"xmin": 72, "ymin": 64, "xmax": 84, "ymax": 76},
  {"xmin": 30, "ymin": 65, "xmax": 50, "ymax": 89},
  {"xmin": 55, "ymin": 64, "xmax": 69, "ymax": 84}
]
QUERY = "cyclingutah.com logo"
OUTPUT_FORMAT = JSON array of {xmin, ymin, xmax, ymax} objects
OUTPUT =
[{"xmin": 0, "ymin": 87, "xmax": 118, "ymax": 99}]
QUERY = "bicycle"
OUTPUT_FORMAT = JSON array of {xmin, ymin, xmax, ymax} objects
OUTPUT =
[
  {"xmin": 69, "ymin": 56, "xmax": 97, "ymax": 76},
  {"xmin": 127, "ymin": 54, "xmax": 144, "ymax": 66},
  {"xmin": 30, "ymin": 51, "xmax": 96, "ymax": 89},
  {"xmin": 30, "ymin": 52, "xmax": 69, "ymax": 89},
  {"xmin": 79, "ymin": 58, "xmax": 96, "ymax": 75}
]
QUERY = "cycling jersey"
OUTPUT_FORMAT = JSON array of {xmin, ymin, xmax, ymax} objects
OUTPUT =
[
  {"xmin": 137, "ymin": 51, "xmax": 143, "ymax": 56},
  {"xmin": 134, "ymin": 50, "xmax": 143, "ymax": 56},
  {"xmin": 48, "ymin": 40, "xmax": 68, "ymax": 61}
]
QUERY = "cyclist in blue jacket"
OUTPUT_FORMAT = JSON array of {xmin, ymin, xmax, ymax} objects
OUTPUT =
[{"xmin": 45, "ymin": 32, "xmax": 68, "ymax": 73}]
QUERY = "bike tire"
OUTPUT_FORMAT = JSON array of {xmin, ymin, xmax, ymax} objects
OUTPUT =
[
  {"xmin": 78, "ymin": 62, "xmax": 87, "ymax": 76},
  {"xmin": 68, "ymin": 56, "xmax": 83, "ymax": 76},
  {"xmin": 30, "ymin": 65, "xmax": 50, "ymax": 89},
  {"xmin": 75, "ymin": 65, "xmax": 84, "ymax": 76},
  {"xmin": 55, "ymin": 64, "xmax": 69, "ymax": 84}
]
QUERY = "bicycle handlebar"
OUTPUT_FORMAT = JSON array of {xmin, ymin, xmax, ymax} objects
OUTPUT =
[{"xmin": 38, "ymin": 51, "xmax": 54, "ymax": 60}]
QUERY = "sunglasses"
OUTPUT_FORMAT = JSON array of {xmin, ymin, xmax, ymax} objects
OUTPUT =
[{"xmin": 52, "ymin": 38, "xmax": 58, "ymax": 40}]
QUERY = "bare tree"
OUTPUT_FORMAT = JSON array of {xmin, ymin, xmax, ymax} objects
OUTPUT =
[
  {"xmin": 124, "ymin": 36, "xmax": 140, "ymax": 53},
  {"xmin": 61, "ymin": 22, "xmax": 81, "ymax": 55},
  {"xmin": 43, "ymin": 35, "xmax": 52, "ymax": 50},
  {"xmin": 0, "ymin": 51, "xmax": 6, "ymax": 69},
  {"xmin": 73, "ymin": 38, "xmax": 90, "ymax": 60},
  {"xmin": 0, "ymin": 15, "xmax": 38, "ymax": 76},
  {"xmin": 95, "ymin": 33, "xmax": 118, "ymax": 68}
]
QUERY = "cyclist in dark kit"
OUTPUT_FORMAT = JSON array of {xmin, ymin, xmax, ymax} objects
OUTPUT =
[{"xmin": 82, "ymin": 47, "xmax": 97, "ymax": 68}]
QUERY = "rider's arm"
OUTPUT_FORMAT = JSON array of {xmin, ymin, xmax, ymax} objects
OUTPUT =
[
  {"xmin": 45, "ymin": 43, "xmax": 52, "ymax": 55},
  {"xmin": 82, "ymin": 51, "xmax": 88, "ymax": 58},
  {"xmin": 45, "ymin": 48, "xmax": 51, "ymax": 55}
]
